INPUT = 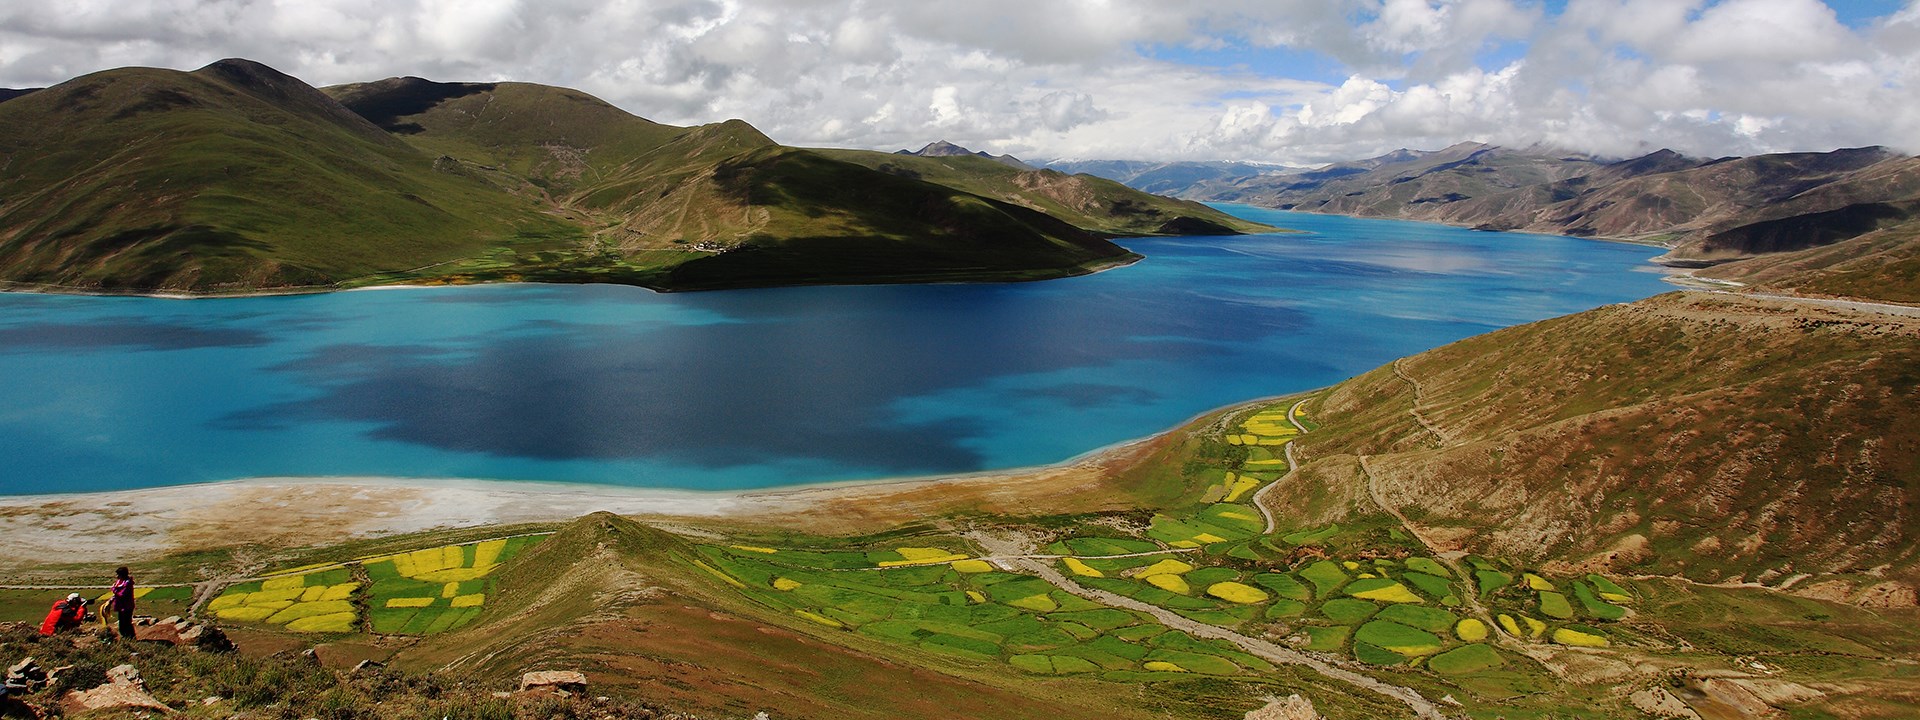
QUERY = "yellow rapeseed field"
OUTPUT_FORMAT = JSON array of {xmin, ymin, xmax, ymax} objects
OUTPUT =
[
  {"xmin": 1350, "ymin": 583, "xmax": 1423, "ymax": 603},
  {"xmin": 1204, "ymin": 582, "xmax": 1269, "ymax": 604},
  {"xmin": 794, "ymin": 610, "xmax": 843, "ymax": 628},
  {"xmin": 950, "ymin": 559, "xmax": 994, "ymax": 573},
  {"xmin": 1146, "ymin": 574, "xmax": 1191, "ymax": 594},
  {"xmin": 1552, "ymin": 628, "xmax": 1608, "ymax": 647},
  {"xmin": 1135, "ymin": 559, "xmax": 1193, "ymax": 577},
  {"xmin": 1063, "ymin": 558, "xmax": 1104, "ymax": 577},
  {"xmin": 1009, "ymin": 594, "xmax": 1060, "ymax": 612}
]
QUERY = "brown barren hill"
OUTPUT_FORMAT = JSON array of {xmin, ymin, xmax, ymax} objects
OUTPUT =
[{"xmin": 1275, "ymin": 292, "xmax": 1920, "ymax": 591}]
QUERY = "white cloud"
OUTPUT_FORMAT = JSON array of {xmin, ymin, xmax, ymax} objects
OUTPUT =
[{"xmin": 0, "ymin": 0, "xmax": 1914, "ymax": 164}]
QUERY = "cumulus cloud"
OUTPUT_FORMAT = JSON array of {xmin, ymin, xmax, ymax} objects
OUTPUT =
[{"xmin": 0, "ymin": 0, "xmax": 1915, "ymax": 163}]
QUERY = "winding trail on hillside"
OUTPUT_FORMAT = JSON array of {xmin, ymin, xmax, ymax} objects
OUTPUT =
[
  {"xmin": 1697, "ymin": 289, "xmax": 1920, "ymax": 318},
  {"xmin": 1391, "ymin": 358, "xmax": 1454, "ymax": 446},
  {"xmin": 1252, "ymin": 398, "xmax": 1310, "ymax": 535},
  {"xmin": 1357, "ymin": 456, "xmax": 1569, "ymax": 676},
  {"xmin": 968, "ymin": 529, "xmax": 1451, "ymax": 720}
]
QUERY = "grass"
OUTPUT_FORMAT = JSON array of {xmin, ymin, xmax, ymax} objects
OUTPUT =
[
  {"xmin": 1299, "ymin": 561, "xmax": 1348, "ymax": 598},
  {"xmin": 1354, "ymin": 620, "xmax": 1444, "ymax": 656},
  {"xmin": 1537, "ymin": 591, "xmax": 1574, "ymax": 620},
  {"xmin": 1320, "ymin": 599, "xmax": 1380, "ymax": 624},
  {"xmin": 693, "ymin": 539, "xmax": 1270, "ymax": 679},
  {"xmin": 1303, "ymin": 625, "xmax": 1350, "ymax": 651},
  {"xmin": 1570, "ymin": 581, "xmax": 1627, "ymax": 620},
  {"xmin": 1475, "ymin": 570, "xmax": 1513, "ymax": 594},
  {"xmin": 1375, "ymin": 604, "xmax": 1456, "ymax": 633},
  {"xmin": 1428, "ymin": 644, "xmax": 1504, "ymax": 675},
  {"xmin": 1252, "ymin": 573, "xmax": 1311, "ymax": 601}
]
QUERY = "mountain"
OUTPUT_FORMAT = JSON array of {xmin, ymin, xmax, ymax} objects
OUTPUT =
[
  {"xmin": 1162, "ymin": 141, "xmax": 1920, "ymax": 269},
  {"xmin": 0, "ymin": 61, "xmax": 1273, "ymax": 295},
  {"xmin": 1043, "ymin": 159, "xmax": 1301, "ymax": 196},
  {"xmin": 1275, "ymin": 290, "xmax": 1920, "ymax": 592},
  {"xmin": 0, "ymin": 87, "xmax": 38, "ymax": 103},
  {"xmin": 899, "ymin": 140, "xmax": 1035, "ymax": 170},
  {"xmin": 322, "ymin": 76, "xmax": 1158, "ymax": 291},
  {"xmin": 0, "ymin": 60, "xmax": 572, "ymax": 291},
  {"xmin": 1195, "ymin": 142, "xmax": 1605, "ymax": 217},
  {"xmin": 1696, "ymin": 211, "xmax": 1920, "ymax": 303},
  {"xmin": 816, "ymin": 147, "xmax": 1273, "ymax": 237}
]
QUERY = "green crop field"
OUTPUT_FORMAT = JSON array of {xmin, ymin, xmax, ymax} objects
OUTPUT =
[
  {"xmin": 204, "ymin": 535, "xmax": 546, "ymax": 636},
  {"xmin": 688, "ymin": 542, "xmax": 1275, "ymax": 679}
]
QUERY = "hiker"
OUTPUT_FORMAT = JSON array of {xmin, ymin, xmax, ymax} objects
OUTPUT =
[
  {"xmin": 107, "ymin": 566, "xmax": 136, "ymax": 639},
  {"xmin": 37, "ymin": 593, "xmax": 88, "ymax": 636}
]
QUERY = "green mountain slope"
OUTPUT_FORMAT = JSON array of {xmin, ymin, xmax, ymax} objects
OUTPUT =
[
  {"xmin": 1275, "ymin": 291, "xmax": 1920, "ymax": 593},
  {"xmin": 0, "ymin": 59, "xmax": 574, "ymax": 292},
  {"xmin": 1, "ymin": 61, "xmax": 1221, "ymax": 295},
  {"xmin": 815, "ymin": 146, "xmax": 1272, "ymax": 236},
  {"xmin": 323, "ymin": 77, "xmax": 1144, "ymax": 290}
]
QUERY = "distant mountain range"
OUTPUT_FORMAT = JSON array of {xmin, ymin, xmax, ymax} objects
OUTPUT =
[
  {"xmin": 0, "ymin": 60, "xmax": 1266, "ymax": 295},
  {"xmin": 898, "ymin": 140, "xmax": 1035, "ymax": 170},
  {"xmin": 1070, "ymin": 143, "xmax": 1920, "ymax": 290}
]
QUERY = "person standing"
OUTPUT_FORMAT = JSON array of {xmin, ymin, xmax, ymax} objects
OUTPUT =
[{"xmin": 108, "ymin": 567, "xmax": 136, "ymax": 639}]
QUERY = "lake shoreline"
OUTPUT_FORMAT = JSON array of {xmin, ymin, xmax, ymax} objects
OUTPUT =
[
  {"xmin": 0, "ymin": 251, "xmax": 1148, "ymax": 301},
  {"xmin": 0, "ymin": 392, "xmax": 1303, "ymax": 570}
]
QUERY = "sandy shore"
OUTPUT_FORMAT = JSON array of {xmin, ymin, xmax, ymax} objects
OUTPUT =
[{"xmin": 0, "ymin": 449, "xmax": 1147, "ymax": 571}]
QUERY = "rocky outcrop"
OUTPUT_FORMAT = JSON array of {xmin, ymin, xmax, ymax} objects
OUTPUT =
[
  {"xmin": 1244, "ymin": 694, "xmax": 1324, "ymax": 720},
  {"xmin": 520, "ymin": 670, "xmax": 588, "ymax": 694},
  {"xmin": 62, "ymin": 663, "xmax": 171, "ymax": 714},
  {"xmin": 135, "ymin": 616, "xmax": 233, "ymax": 652}
]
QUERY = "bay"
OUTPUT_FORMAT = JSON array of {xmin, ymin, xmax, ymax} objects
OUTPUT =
[{"xmin": 0, "ymin": 206, "xmax": 1675, "ymax": 494}]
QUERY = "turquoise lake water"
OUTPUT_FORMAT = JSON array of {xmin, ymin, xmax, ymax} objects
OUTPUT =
[{"xmin": 0, "ymin": 207, "xmax": 1676, "ymax": 495}]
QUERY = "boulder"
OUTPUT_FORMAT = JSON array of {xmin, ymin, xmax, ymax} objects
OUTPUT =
[
  {"xmin": 62, "ymin": 682, "xmax": 171, "ymax": 714},
  {"xmin": 519, "ymin": 670, "xmax": 588, "ymax": 693},
  {"xmin": 62, "ymin": 665, "xmax": 168, "ymax": 715},
  {"xmin": 5, "ymin": 657, "xmax": 46, "ymax": 693},
  {"xmin": 1244, "ymin": 694, "xmax": 1323, "ymax": 720},
  {"xmin": 106, "ymin": 664, "xmax": 142, "ymax": 687}
]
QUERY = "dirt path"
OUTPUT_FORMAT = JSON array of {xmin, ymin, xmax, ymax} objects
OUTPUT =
[
  {"xmin": 1252, "ymin": 398, "xmax": 1310, "ymax": 535},
  {"xmin": 1357, "ymin": 456, "xmax": 1569, "ymax": 676},
  {"xmin": 1391, "ymin": 359, "xmax": 1453, "ymax": 446},
  {"xmin": 1698, "ymin": 289, "xmax": 1920, "ymax": 318},
  {"xmin": 967, "ymin": 530, "xmax": 1452, "ymax": 720}
]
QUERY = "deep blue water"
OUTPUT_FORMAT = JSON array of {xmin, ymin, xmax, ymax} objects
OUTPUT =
[{"xmin": 0, "ymin": 207, "xmax": 1675, "ymax": 494}]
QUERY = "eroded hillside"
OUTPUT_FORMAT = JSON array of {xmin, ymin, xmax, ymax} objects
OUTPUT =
[{"xmin": 1279, "ymin": 292, "xmax": 1919, "ymax": 599}]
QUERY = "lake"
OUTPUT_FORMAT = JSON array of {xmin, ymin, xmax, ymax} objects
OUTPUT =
[{"xmin": 0, "ymin": 206, "xmax": 1675, "ymax": 495}]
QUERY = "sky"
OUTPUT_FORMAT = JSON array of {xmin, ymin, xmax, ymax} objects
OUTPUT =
[{"xmin": 2, "ymin": 0, "xmax": 1917, "ymax": 164}]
